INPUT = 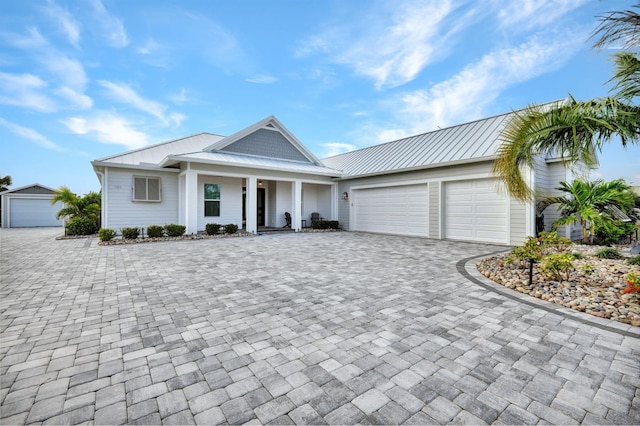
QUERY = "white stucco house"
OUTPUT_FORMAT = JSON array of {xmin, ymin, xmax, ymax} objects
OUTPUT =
[{"xmin": 92, "ymin": 110, "xmax": 584, "ymax": 245}]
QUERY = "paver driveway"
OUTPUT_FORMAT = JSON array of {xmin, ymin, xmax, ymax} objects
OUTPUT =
[{"xmin": 1, "ymin": 228, "xmax": 639, "ymax": 425}]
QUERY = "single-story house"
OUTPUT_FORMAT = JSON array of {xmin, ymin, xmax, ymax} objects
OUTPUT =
[
  {"xmin": 92, "ymin": 111, "xmax": 584, "ymax": 245},
  {"xmin": 1, "ymin": 183, "xmax": 64, "ymax": 228}
]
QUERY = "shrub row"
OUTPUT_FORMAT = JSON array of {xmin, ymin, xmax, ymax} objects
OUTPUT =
[
  {"xmin": 311, "ymin": 220, "xmax": 340, "ymax": 230},
  {"xmin": 205, "ymin": 223, "xmax": 239, "ymax": 235},
  {"xmin": 99, "ymin": 222, "xmax": 239, "ymax": 242},
  {"xmin": 66, "ymin": 216, "xmax": 100, "ymax": 236}
]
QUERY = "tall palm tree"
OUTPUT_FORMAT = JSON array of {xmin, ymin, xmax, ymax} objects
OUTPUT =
[
  {"xmin": 0, "ymin": 174, "xmax": 11, "ymax": 192},
  {"xmin": 494, "ymin": 4, "xmax": 640, "ymax": 201},
  {"xmin": 547, "ymin": 179, "xmax": 636, "ymax": 242}
]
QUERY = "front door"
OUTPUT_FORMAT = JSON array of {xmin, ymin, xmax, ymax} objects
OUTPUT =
[{"xmin": 257, "ymin": 188, "xmax": 266, "ymax": 227}]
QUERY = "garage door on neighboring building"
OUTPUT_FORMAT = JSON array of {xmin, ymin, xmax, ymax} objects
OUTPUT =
[
  {"xmin": 352, "ymin": 184, "xmax": 429, "ymax": 236},
  {"xmin": 9, "ymin": 198, "xmax": 62, "ymax": 227},
  {"xmin": 444, "ymin": 179, "xmax": 508, "ymax": 244}
]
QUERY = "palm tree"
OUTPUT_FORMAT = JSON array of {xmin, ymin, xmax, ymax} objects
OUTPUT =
[
  {"xmin": 494, "ymin": 4, "xmax": 640, "ymax": 201},
  {"xmin": 546, "ymin": 179, "xmax": 636, "ymax": 242},
  {"xmin": 0, "ymin": 174, "xmax": 11, "ymax": 192},
  {"xmin": 51, "ymin": 186, "xmax": 101, "ymax": 221}
]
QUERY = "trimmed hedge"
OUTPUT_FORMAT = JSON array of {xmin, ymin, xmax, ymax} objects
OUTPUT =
[
  {"xmin": 311, "ymin": 220, "xmax": 340, "ymax": 230},
  {"xmin": 224, "ymin": 223, "xmax": 239, "ymax": 234},
  {"xmin": 165, "ymin": 223, "xmax": 186, "ymax": 237},
  {"xmin": 66, "ymin": 216, "xmax": 100, "ymax": 235},
  {"xmin": 147, "ymin": 225, "xmax": 164, "ymax": 238},
  {"xmin": 205, "ymin": 223, "xmax": 222, "ymax": 235},
  {"xmin": 121, "ymin": 227, "xmax": 140, "ymax": 239},
  {"xmin": 98, "ymin": 228, "xmax": 117, "ymax": 242}
]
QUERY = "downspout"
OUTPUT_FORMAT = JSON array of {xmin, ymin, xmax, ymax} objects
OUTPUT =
[{"xmin": 96, "ymin": 169, "xmax": 107, "ymax": 229}]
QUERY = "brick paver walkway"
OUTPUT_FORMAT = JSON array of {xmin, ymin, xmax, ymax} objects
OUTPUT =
[{"xmin": 1, "ymin": 228, "xmax": 638, "ymax": 424}]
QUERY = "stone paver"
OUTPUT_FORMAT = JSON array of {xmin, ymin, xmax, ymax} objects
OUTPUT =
[{"xmin": 1, "ymin": 228, "xmax": 639, "ymax": 425}]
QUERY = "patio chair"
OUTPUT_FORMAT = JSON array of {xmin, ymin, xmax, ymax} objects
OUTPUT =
[
  {"xmin": 284, "ymin": 212, "xmax": 292, "ymax": 228},
  {"xmin": 311, "ymin": 212, "xmax": 320, "ymax": 224}
]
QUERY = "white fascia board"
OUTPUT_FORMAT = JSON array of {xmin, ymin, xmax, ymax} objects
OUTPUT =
[
  {"xmin": 162, "ymin": 155, "xmax": 342, "ymax": 178},
  {"xmin": 90, "ymin": 160, "xmax": 181, "ymax": 173}
]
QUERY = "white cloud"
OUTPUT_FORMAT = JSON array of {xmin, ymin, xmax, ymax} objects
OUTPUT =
[
  {"xmin": 371, "ymin": 31, "xmax": 584, "ymax": 139},
  {"xmin": 169, "ymin": 88, "xmax": 194, "ymax": 105},
  {"xmin": 321, "ymin": 142, "xmax": 357, "ymax": 157},
  {"xmin": 91, "ymin": 0, "xmax": 128, "ymax": 47},
  {"xmin": 136, "ymin": 37, "xmax": 161, "ymax": 55},
  {"xmin": 42, "ymin": 55, "xmax": 87, "ymax": 90},
  {"xmin": 245, "ymin": 74, "xmax": 278, "ymax": 84},
  {"xmin": 0, "ymin": 72, "xmax": 57, "ymax": 112},
  {"xmin": 44, "ymin": 0, "xmax": 81, "ymax": 47},
  {"xmin": 0, "ymin": 117, "xmax": 64, "ymax": 151},
  {"xmin": 56, "ymin": 86, "xmax": 93, "ymax": 109},
  {"xmin": 62, "ymin": 112, "xmax": 149, "ymax": 149},
  {"xmin": 296, "ymin": 0, "xmax": 456, "ymax": 89},
  {"xmin": 497, "ymin": 0, "xmax": 590, "ymax": 31},
  {"xmin": 1, "ymin": 27, "xmax": 48, "ymax": 49},
  {"xmin": 98, "ymin": 80, "xmax": 183, "ymax": 126}
]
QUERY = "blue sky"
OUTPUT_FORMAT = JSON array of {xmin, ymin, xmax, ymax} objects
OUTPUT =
[{"xmin": 1, "ymin": 0, "xmax": 638, "ymax": 195}]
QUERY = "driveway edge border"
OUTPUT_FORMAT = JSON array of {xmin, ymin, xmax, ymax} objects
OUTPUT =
[{"xmin": 458, "ymin": 252, "xmax": 640, "ymax": 338}]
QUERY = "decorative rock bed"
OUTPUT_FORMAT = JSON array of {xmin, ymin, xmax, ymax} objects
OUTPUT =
[{"xmin": 477, "ymin": 244, "xmax": 640, "ymax": 326}]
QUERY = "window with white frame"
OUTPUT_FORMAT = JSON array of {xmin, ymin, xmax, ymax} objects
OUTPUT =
[
  {"xmin": 133, "ymin": 176, "xmax": 161, "ymax": 202},
  {"xmin": 204, "ymin": 183, "xmax": 220, "ymax": 216}
]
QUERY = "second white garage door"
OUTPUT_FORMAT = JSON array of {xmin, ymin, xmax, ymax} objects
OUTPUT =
[
  {"xmin": 352, "ymin": 184, "xmax": 429, "ymax": 236},
  {"xmin": 444, "ymin": 179, "xmax": 508, "ymax": 244}
]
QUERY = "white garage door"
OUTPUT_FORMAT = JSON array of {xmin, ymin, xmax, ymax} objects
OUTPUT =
[
  {"xmin": 9, "ymin": 198, "xmax": 62, "ymax": 227},
  {"xmin": 444, "ymin": 179, "xmax": 507, "ymax": 244},
  {"xmin": 353, "ymin": 184, "xmax": 429, "ymax": 236}
]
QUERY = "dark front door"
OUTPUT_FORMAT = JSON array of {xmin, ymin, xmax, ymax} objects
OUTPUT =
[{"xmin": 257, "ymin": 188, "xmax": 265, "ymax": 227}]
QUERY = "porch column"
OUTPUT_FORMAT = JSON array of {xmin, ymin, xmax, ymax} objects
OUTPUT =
[
  {"xmin": 246, "ymin": 176, "xmax": 257, "ymax": 233},
  {"xmin": 185, "ymin": 166, "xmax": 198, "ymax": 235},
  {"xmin": 293, "ymin": 180, "xmax": 302, "ymax": 231},
  {"xmin": 331, "ymin": 183, "xmax": 338, "ymax": 220}
]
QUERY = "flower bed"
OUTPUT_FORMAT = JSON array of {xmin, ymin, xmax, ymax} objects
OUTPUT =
[
  {"xmin": 478, "ymin": 244, "xmax": 640, "ymax": 326},
  {"xmin": 98, "ymin": 232, "xmax": 253, "ymax": 245}
]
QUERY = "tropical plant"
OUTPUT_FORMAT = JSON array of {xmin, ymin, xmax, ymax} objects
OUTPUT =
[
  {"xmin": 545, "ymin": 179, "xmax": 636, "ymax": 242},
  {"xmin": 51, "ymin": 186, "xmax": 101, "ymax": 235},
  {"xmin": 494, "ymin": 5, "xmax": 640, "ymax": 201},
  {"xmin": 540, "ymin": 253, "xmax": 575, "ymax": 282},
  {"xmin": 0, "ymin": 174, "xmax": 11, "ymax": 192},
  {"xmin": 595, "ymin": 247, "xmax": 623, "ymax": 259}
]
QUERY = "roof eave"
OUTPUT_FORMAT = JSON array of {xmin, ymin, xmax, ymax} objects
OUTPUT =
[
  {"xmin": 91, "ymin": 160, "xmax": 180, "ymax": 173},
  {"xmin": 336, "ymin": 156, "xmax": 498, "ymax": 180}
]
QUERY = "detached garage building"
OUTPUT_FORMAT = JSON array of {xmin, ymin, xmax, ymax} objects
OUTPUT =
[
  {"xmin": 323, "ymin": 110, "xmax": 579, "ymax": 245},
  {"xmin": 1, "ymin": 184, "xmax": 64, "ymax": 228}
]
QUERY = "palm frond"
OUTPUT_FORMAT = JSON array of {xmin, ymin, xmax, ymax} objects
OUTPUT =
[{"xmin": 592, "ymin": 4, "xmax": 640, "ymax": 50}]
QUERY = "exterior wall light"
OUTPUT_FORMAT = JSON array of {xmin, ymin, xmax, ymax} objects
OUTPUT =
[{"xmin": 342, "ymin": 191, "xmax": 349, "ymax": 200}]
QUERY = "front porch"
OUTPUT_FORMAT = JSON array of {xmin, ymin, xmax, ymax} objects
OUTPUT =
[{"xmin": 179, "ymin": 167, "xmax": 338, "ymax": 235}]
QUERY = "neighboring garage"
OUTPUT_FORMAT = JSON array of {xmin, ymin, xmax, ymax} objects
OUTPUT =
[
  {"xmin": 1, "ymin": 184, "xmax": 63, "ymax": 228},
  {"xmin": 444, "ymin": 178, "xmax": 508, "ymax": 244},
  {"xmin": 351, "ymin": 183, "xmax": 429, "ymax": 237}
]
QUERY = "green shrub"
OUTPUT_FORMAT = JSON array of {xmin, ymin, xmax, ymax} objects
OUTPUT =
[
  {"xmin": 595, "ymin": 248, "xmax": 623, "ymax": 259},
  {"xmin": 224, "ymin": 223, "xmax": 239, "ymax": 234},
  {"xmin": 538, "ymin": 231, "xmax": 571, "ymax": 252},
  {"xmin": 629, "ymin": 256, "xmax": 640, "ymax": 266},
  {"xmin": 540, "ymin": 253, "xmax": 574, "ymax": 281},
  {"xmin": 582, "ymin": 263, "xmax": 594, "ymax": 275},
  {"xmin": 205, "ymin": 223, "xmax": 222, "ymax": 235},
  {"xmin": 98, "ymin": 228, "xmax": 117, "ymax": 242},
  {"xmin": 121, "ymin": 227, "xmax": 140, "ymax": 239},
  {"xmin": 147, "ymin": 225, "xmax": 164, "ymax": 238},
  {"xmin": 569, "ymin": 252, "xmax": 583, "ymax": 260},
  {"xmin": 164, "ymin": 224, "xmax": 186, "ymax": 237},
  {"xmin": 594, "ymin": 221, "xmax": 636, "ymax": 245},
  {"xmin": 311, "ymin": 220, "xmax": 340, "ymax": 230},
  {"xmin": 66, "ymin": 216, "xmax": 99, "ymax": 235}
]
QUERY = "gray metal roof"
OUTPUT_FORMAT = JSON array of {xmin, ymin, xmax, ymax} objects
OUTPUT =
[
  {"xmin": 163, "ymin": 151, "xmax": 342, "ymax": 177},
  {"xmin": 93, "ymin": 132, "xmax": 225, "ymax": 166},
  {"xmin": 321, "ymin": 111, "xmax": 514, "ymax": 178}
]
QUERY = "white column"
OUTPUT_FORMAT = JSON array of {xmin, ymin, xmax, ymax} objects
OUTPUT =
[
  {"xmin": 293, "ymin": 180, "xmax": 302, "ymax": 231},
  {"xmin": 331, "ymin": 183, "xmax": 338, "ymax": 221},
  {"xmin": 184, "ymin": 166, "xmax": 198, "ymax": 234},
  {"xmin": 246, "ymin": 176, "xmax": 257, "ymax": 233}
]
